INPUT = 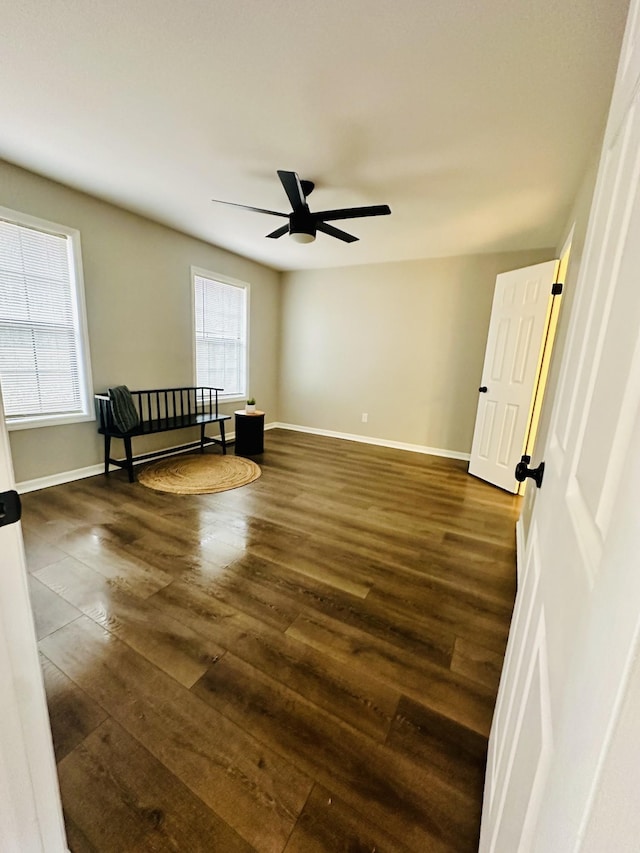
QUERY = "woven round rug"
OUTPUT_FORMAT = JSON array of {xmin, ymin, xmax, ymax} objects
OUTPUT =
[{"xmin": 138, "ymin": 453, "xmax": 261, "ymax": 495}]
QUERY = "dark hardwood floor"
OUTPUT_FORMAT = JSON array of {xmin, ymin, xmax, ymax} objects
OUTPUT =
[{"xmin": 23, "ymin": 428, "xmax": 520, "ymax": 852}]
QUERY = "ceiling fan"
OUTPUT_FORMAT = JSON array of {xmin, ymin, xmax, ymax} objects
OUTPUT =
[{"xmin": 212, "ymin": 170, "xmax": 391, "ymax": 244}]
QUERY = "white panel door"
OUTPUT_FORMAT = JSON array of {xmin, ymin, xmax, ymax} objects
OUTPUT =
[
  {"xmin": 469, "ymin": 261, "xmax": 558, "ymax": 493},
  {"xmin": 480, "ymin": 0, "xmax": 640, "ymax": 848},
  {"xmin": 0, "ymin": 387, "xmax": 67, "ymax": 852}
]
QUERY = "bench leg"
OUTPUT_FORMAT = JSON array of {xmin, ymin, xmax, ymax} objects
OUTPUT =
[
  {"xmin": 104, "ymin": 434, "xmax": 111, "ymax": 476},
  {"xmin": 200, "ymin": 423, "xmax": 206, "ymax": 453},
  {"xmin": 219, "ymin": 420, "xmax": 227, "ymax": 455},
  {"xmin": 123, "ymin": 436, "xmax": 135, "ymax": 483}
]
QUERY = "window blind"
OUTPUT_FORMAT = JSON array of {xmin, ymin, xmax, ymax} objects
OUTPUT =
[
  {"xmin": 194, "ymin": 274, "xmax": 247, "ymax": 396},
  {"xmin": 0, "ymin": 219, "xmax": 85, "ymax": 421}
]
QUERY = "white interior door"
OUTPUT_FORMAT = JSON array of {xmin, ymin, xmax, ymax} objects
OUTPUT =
[
  {"xmin": 469, "ymin": 261, "xmax": 558, "ymax": 493},
  {"xmin": 0, "ymin": 387, "xmax": 67, "ymax": 852},
  {"xmin": 480, "ymin": 0, "xmax": 640, "ymax": 848}
]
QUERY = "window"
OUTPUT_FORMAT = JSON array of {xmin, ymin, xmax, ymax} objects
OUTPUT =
[
  {"xmin": 0, "ymin": 208, "xmax": 93, "ymax": 430},
  {"xmin": 192, "ymin": 268, "xmax": 248, "ymax": 399}
]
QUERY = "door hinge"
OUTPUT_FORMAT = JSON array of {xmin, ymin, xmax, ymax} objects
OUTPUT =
[
  {"xmin": 0, "ymin": 490, "xmax": 22, "ymax": 528},
  {"xmin": 552, "ymin": 282, "xmax": 563, "ymax": 295}
]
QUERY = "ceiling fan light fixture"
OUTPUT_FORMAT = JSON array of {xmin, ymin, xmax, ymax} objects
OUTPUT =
[
  {"xmin": 289, "ymin": 231, "xmax": 315, "ymax": 243},
  {"xmin": 289, "ymin": 208, "xmax": 316, "ymax": 243}
]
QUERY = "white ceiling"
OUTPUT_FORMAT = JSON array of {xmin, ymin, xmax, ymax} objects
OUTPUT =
[{"xmin": 0, "ymin": 0, "xmax": 629, "ymax": 271}]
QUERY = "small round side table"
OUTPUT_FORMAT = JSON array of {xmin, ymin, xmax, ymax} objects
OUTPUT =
[{"xmin": 234, "ymin": 410, "xmax": 265, "ymax": 456}]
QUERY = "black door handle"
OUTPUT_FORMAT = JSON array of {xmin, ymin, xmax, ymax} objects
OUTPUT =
[
  {"xmin": 0, "ymin": 490, "xmax": 22, "ymax": 527},
  {"xmin": 478, "ymin": 386, "xmax": 488, "ymax": 393},
  {"xmin": 515, "ymin": 455, "xmax": 545, "ymax": 488}
]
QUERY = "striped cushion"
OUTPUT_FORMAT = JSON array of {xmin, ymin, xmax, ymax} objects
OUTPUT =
[{"xmin": 108, "ymin": 385, "xmax": 140, "ymax": 433}]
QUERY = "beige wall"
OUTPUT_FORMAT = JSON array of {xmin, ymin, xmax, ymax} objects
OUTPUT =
[
  {"xmin": 279, "ymin": 249, "xmax": 554, "ymax": 454},
  {"xmin": 1, "ymin": 160, "xmax": 281, "ymax": 483},
  {"xmin": 519, "ymin": 153, "xmax": 601, "ymax": 540}
]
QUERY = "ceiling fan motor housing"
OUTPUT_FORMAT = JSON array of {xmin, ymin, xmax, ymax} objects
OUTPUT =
[{"xmin": 289, "ymin": 208, "xmax": 316, "ymax": 242}]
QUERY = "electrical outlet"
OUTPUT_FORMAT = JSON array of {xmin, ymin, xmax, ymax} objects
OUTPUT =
[{"xmin": 361, "ymin": 413, "xmax": 368, "ymax": 423}]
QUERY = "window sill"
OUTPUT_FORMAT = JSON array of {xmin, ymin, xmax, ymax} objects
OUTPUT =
[
  {"xmin": 6, "ymin": 412, "xmax": 96, "ymax": 432},
  {"xmin": 219, "ymin": 396, "xmax": 248, "ymax": 405},
  {"xmin": 194, "ymin": 395, "xmax": 246, "ymax": 414}
]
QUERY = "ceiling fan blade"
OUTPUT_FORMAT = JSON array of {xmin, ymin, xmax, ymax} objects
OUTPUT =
[
  {"xmin": 266, "ymin": 224, "xmax": 290, "ymax": 239},
  {"xmin": 211, "ymin": 199, "xmax": 288, "ymax": 218},
  {"xmin": 277, "ymin": 170, "xmax": 307, "ymax": 212},
  {"xmin": 316, "ymin": 222, "xmax": 359, "ymax": 243},
  {"xmin": 313, "ymin": 204, "xmax": 391, "ymax": 222}
]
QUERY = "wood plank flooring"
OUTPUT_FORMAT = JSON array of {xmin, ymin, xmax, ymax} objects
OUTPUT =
[{"xmin": 23, "ymin": 428, "xmax": 520, "ymax": 852}]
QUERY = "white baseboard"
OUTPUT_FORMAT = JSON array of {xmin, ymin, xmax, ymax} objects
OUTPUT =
[
  {"xmin": 15, "ymin": 421, "xmax": 464, "ymax": 493},
  {"xmin": 16, "ymin": 423, "xmax": 280, "ymax": 493},
  {"xmin": 16, "ymin": 463, "xmax": 106, "ymax": 494},
  {"xmin": 272, "ymin": 422, "xmax": 470, "ymax": 461}
]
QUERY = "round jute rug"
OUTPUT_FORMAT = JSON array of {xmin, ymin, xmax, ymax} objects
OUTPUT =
[{"xmin": 138, "ymin": 453, "xmax": 261, "ymax": 495}]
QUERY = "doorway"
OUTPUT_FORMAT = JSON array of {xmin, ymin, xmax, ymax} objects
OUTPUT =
[{"xmin": 468, "ymin": 245, "xmax": 571, "ymax": 494}]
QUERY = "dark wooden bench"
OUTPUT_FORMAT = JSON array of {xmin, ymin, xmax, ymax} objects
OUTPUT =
[{"xmin": 95, "ymin": 386, "xmax": 230, "ymax": 482}]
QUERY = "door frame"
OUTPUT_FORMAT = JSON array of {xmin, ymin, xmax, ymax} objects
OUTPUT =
[
  {"xmin": 0, "ymin": 386, "xmax": 67, "ymax": 852},
  {"xmin": 520, "ymin": 234, "xmax": 572, "ymax": 475}
]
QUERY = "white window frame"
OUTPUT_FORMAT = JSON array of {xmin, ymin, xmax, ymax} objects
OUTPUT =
[
  {"xmin": 191, "ymin": 267, "xmax": 250, "ymax": 403},
  {"xmin": 0, "ymin": 206, "xmax": 94, "ymax": 431}
]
